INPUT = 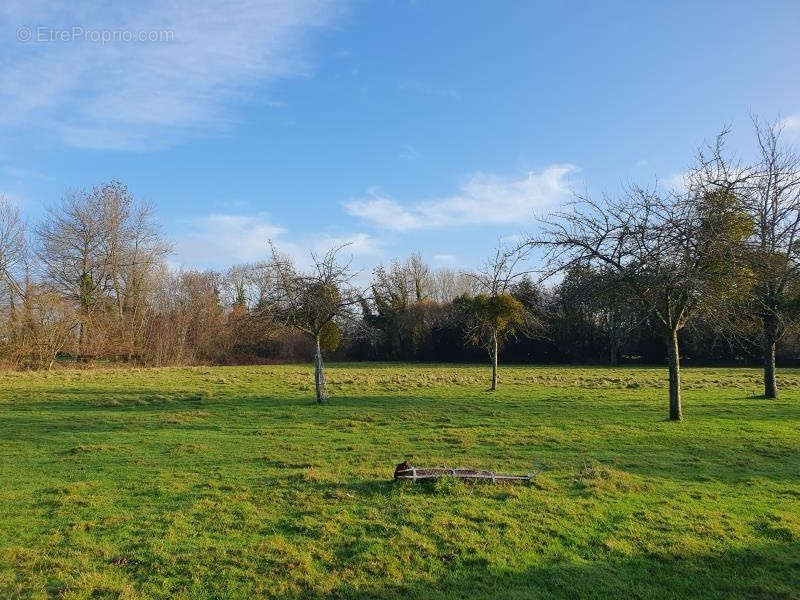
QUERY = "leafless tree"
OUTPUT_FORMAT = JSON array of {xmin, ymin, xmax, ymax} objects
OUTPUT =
[
  {"xmin": 268, "ymin": 243, "xmax": 363, "ymax": 403},
  {"xmin": 531, "ymin": 183, "xmax": 752, "ymax": 420},
  {"xmin": 118, "ymin": 197, "xmax": 171, "ymax": 356},
  {"xmin": 694, "ymin": 120, "xmax": 800, "ymax": 398},
  {"xmin": 406, "ymin": 252, "xmax": 433, "ymax": 302},
  {"xmin": 467, "ymin": 243, "xmax": 534, "ymax": 296},
  {"xmin": 0, "ymin": 195, "xmax": 26, "ymax": 293},
  {"xmin": 35, "ymin": 181, "xmax": 169, "ymax": 358},
  {"xmin": 17, "ymin": 283, "xmax": 76, "ymax": 370},
  {"xmin": 36, "ymin": 189, "xmax": 104, "ymax": 353},
  {"xmin": 220, "ymin": 264, "xmax": 255, "ymax": 313},
  {"xmin": 431, "ymin": 268, "xmax": 478, "ymax": 303},
  {"xmin": 371, "ymin": 252, "xmax": 435, "ymax": 310}
]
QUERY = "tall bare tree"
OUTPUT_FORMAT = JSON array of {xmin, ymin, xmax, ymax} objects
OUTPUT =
[
  {"xmin": 0, "ymin": 196, "xmax": 30, "ymax": 361},
  {"xmin": 0, "ymin": 196, "xmax": 26, "ymax": 322},
  {"xmin": 431, "ymin": 267, "xmax": 478, "ymax": 303},
  {"xmin": 406, "ymin": 252, "xmax": 433, "ymax": 302},
  {"xmin": 696, "ymin": 120, "xmax": 800, "ymax": 398},
  {"xmin": 371, "ymin": 253, "xmax": 435, "ymax": 310},
  {"xmin": 533, "ymin": 185, "xmax": 752, "ymax": 420},
  {"xmin": 36, "ymin": 189, "xmax": 105, "ymax": 353},
  {"xmin": 35, "ymin": 181, "xmax": 169, "ymax": 358},
  {"xmin": 0, "ymin": 196, "xmax": 26, "ymax": 287}
]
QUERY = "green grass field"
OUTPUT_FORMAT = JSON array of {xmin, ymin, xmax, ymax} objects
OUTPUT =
[{"xmin": 1, "ymin": 364, "xmax": 799, "ymax": 599}]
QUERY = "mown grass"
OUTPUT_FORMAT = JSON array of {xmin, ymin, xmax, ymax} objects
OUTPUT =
[{"xmin": 0, "ymin": 363, "xmax": 798, "ymax": 599}]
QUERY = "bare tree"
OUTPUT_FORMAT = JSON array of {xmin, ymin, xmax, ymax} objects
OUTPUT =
[
  {"xmin": 532, "ymin": 184, "xmax": 752, "ymax": 420},
  {"xmin": 695, "ymin": 119, "xmax": 800, "ymax": 398},
  {"xmin": 406, "ymin": 252, "xmax": 433, "ymax": 302},
  {"xmin": 36, "ymin": 190, "xmax": 105, "ymax": 353},
  {"xmin": 0, "ymin": 196, "xmax": 31, "ymax": 364},
  {"xmin": 35, "ymin": 182, "xmax": 170, "ymax": 358},
  {"xmin": 371, "ymin": 253, "xmax": 434, "ymax": 310},
  {"xmin": 0, "ymin": 196, "xmax": 26, "ymax": 291},
  {"xmin": 431, "ymin": 268, "xmax": 478, "ymax": 303},
  {"xmin": 117, "ymin": 197, "xmax": 171, "ymax": 356},
  {"xmin": 268, "ymin": 243, "xmax": 362, "ymax": 403},
  {"xmin": 224, "ymin": 264, "xmax": 251, "ymax": 310},
  {"xmin": 17, "ymin": 284, "xmax": 76, "ymax": 370}
]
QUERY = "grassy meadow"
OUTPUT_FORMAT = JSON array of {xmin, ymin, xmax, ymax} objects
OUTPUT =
[{"xmin": 1, "ymin": 363, "xmax": 799, "ymax": 599}]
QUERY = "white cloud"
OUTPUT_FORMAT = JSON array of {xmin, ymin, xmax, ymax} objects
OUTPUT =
[
  {"xmin": 663, "ymin": 171, "xmax": 689, "ymax": 192},
  {"xmin": 174, "ymin": 213, "xmax": 285, "ymax": 267},
  {"xmin": 312, "ymin": 232, "xmax": 381, "ymax": 256},
  {"xmin": 173, "ymin": 212, "xmax": 379, "ymax": 269},
  {"xmin": 781, "ymin": 115, "xmax": 800, "ymax": 131},
  {"xmin": 433, "ymin": 253, "xmax": 457, "ymax": 264},
  {"xmin": 344, "ymin": 165, "xmax": 577, "ymax": 231},
  {"xmin": 0, "ymin": 0, "xmax": 345, "ymax": 150},
  {"xmin": 1, "ymin": 165, "xmax": 50, "ymax": 181},
  {"xmin": 345, "ymin": 191, "xmax": 424, "ymax": 230},
  {"xmin": 398, "ymin": 79, "xmax": 461, "ymax": 100},
  {"xmin": 399, "ymin": 144, "xmax": 421, "ymax": 160}
]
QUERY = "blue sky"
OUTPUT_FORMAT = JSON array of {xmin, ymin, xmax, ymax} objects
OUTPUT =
[{"xmin": 1, "ymin": 0, "xmax": 799, "ymax": 272}]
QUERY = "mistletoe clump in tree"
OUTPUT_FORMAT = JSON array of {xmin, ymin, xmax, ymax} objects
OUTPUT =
[
  {"xmin": 466, "ymin": 292, "xmax": 526, "ymax": 390},
  {"xmin": 464, "ymin": 245, "xmax": 541, "ymax": 391},
  {"xmin": 533, "ymin": 177, "xmax": 752, "ymax": 421},
  {"xmin": 691, "ymin": 119, "xmax": 800, "ymax": 399}
]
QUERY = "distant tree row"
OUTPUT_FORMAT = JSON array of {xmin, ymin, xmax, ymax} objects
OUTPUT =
[{"xmin": 0, "ymin": 118, "xmax": 798, "ymax": 418}]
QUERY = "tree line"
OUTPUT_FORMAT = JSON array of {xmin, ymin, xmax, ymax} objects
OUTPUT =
[{"xmin": 1, "ymin": 118, "xmax": 799, "ymax": 419}]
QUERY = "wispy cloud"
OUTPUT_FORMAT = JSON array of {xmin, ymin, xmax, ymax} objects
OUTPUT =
[
  {"xmin": 433, "ymin": 253, "xmax": 457, "ymax": 264},
  {"xmin": 312, "ymin": 232, "xmax": 381, "ymax": 256},
  {"xmin": 174, "ymin": 213, "xmax": 285, "ymax": 267},
  {"xmin": 1, "ymin": 0, "xmax": 345, "ymax": 150},
  {"xmin": 173, "ymin": 212, "xmax": 379, "ymax": 269},
  {"xmin": 399, "ymin": 144, "xmax": 421, "ymax": 160},
  {"xmin": 344, "ymin": 165, "xmax": 577, "ymax": 231},
  {"xmin": 1, "ymin": 164, "xmax": 51, "ymax": 181},
  {"xmin": 662, "ymin": 171, "xmax": 689, "ymax": 192},
  {"xmin": 398, "ymin": 79, "xmax": 461, "ymax": 100},
  {"xmin": 781, "ymin": 114, "xmax": 800, "ymax": 131}
]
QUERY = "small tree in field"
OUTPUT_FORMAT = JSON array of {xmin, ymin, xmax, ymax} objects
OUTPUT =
[
  {"xmin": 466, "ymin": 293, "xmax": 526, "ymax": 390},
  {"xmin": 465, "ymin": 245, "xmax": 539, "ymax": 390},
  {"xmin": 269, "ymin": 243, "xmax": 360, "ymax": 403}
]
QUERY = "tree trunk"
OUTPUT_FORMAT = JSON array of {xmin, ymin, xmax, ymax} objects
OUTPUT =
[
  {"xmin": 314, "ymin": 335, "xmax": 327, "ymax": 404},
  {"xmin": 666, "ymin": 328, "xmax": 682, "ymax": 421},
  {"xmin": 762, "ymin": 315, "xmax": 778, "ymax": 399},
  {"xmin": 78, "ymin": 318, "xmax": 87, "ymax": 356},
  {"xmin": 609, "ymin": 340, "xmax": 618, "ymax": 366},
  {"xmin": 490, "ymin": 332, "xmax": 498, "ymax": 391},
  {"xmin": 608, "ymin": 319, "xmax": 619, "ymax": 366}
]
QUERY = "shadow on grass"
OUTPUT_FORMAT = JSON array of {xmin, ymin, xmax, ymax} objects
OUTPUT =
[
  {"xmin": 305, "ymin": 541, "xmax": 800, "ymax": 600},
  {"xmin": 2, "ymin": 387, "xmax": 800, "ymax": 488}
]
